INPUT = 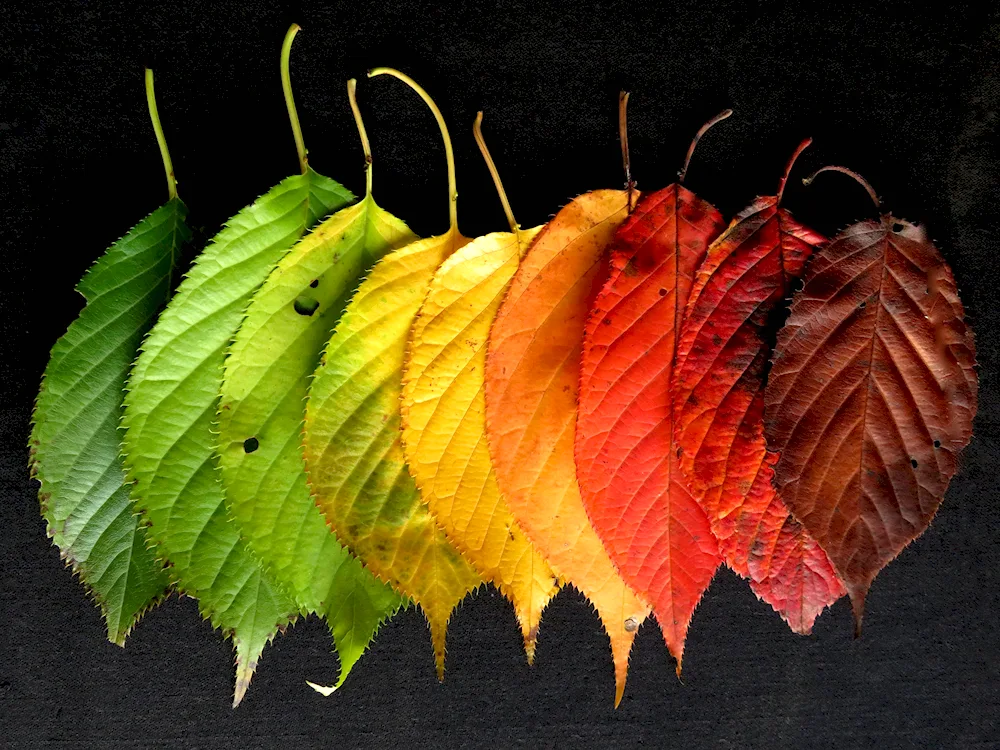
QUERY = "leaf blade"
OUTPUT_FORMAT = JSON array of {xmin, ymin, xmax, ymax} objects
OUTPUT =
[
  {"xmin": 575, "ymin": 184, "xmax": 725, "ymax": 670},
  {"xmin": 30, "ymin": 198, "xmax": 189, "ymax": 644},
  {"xmin": 217, "ymin": 193, "xmax": 412, "ymax": 686},
  {"xmin": 304, "ymin": 230, "xmax": 483, "ymax": 678},
  {"xmin": 121, "ymin": 170, "xmax": 352, "ymax": 704},
  {"xmin": 400, "ymin": 225, "xmax": 558, "ymax": 661},
  {"xmin": 485, "ymin": 190, "xmax": 652, "ymax": 705},
  {"xmin": 673, "ymin": 196, "xmax": 845, "ymax": 633},
  {"xmin": 764, "ymin": 216, "xmax": 977, "ymax": 624}
]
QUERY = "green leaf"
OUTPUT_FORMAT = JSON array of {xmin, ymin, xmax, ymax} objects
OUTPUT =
[
  {"xmin": 217, "ymin": 187, "xmax": 413, "ymax": 689},
  {"xmin": 121, "ymin": 168, "xmax": 353, "ymax": 706},
  {"xmin": 30, "ymin": 197, "xmax": 189, "ymax": 644},
  {"xmin": 29, "ymin": 68, "xmax": 189, "ymax": 644}
]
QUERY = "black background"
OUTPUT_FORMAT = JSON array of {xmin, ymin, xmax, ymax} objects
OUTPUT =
[{"xmin": 1, "ymin": 1, "xmax": 998, "ymax": 748}]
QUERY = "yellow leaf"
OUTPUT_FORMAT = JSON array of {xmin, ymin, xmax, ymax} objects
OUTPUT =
[
  {"xmin": 401, "ymin": 223, "xmax": 558, "ymax": 662},
  {"xmin": 303, "ymin": 69, "xmax": 482, "ymax": 679}
]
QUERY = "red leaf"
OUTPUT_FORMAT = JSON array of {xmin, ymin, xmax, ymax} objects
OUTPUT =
[
  {"xmin": 673, "ymin": 141, "xmax": 845, "ymax": 634},
  {"xmin": 575, "ymin": 117, "xmax": 730, "ymax": 669},
  {"xmin": 764, "ymin": 167, "xmax": 977, "ymax": 631}
]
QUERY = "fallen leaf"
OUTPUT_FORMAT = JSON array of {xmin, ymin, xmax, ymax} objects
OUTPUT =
[
  {"xmin": 29, "ymin": 69, "xmax": 187, "ymax": 644},
  {"xmin": 217, "ymin": 77, "xmax": 411, "ymax": 689},
  {"xmin": 121, "ymin": 27, "xmax": 355, "ymax": 706},
  {"xmin": 487, "ymin": 181, "xmax": 658, "ymax": 703},
  {"xmin": 400, "ymin": 112, "xmax": 557, "ymax": 663},
  {"xmin": 764, "ymin": 166, "xmax": 977, "ymax": 632},
  {"xmin": 304, "ymin": 69, "xmax": 482, "ymax": 679},
  {"xmin": 575, "ymin": 110, "xmax": 731, "ymax": 672},
  {"xmin": 673, "ymin": 139, "xmax": 845, "ymax": 633}
]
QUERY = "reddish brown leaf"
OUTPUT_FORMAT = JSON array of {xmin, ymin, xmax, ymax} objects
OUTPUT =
[
  {"xmin": 764, "ymin": 168, "xmax": 977, "ymax": 631},
  {"xmin": 673, "ymin": 141, "xmax": 845, "ymax": 634},
  {"xmin": 575, "ymin": 113, "xmax": 731, "ymax": 670}
]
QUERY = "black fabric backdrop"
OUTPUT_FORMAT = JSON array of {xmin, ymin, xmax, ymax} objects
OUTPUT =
[{"xmin": 1, "ymin": 1, "xmax": 998, "ymax": 748}]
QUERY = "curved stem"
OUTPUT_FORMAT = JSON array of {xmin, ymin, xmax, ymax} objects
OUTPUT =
[
  {"xmin": 280, "ymin": 24, "xmax": 308, "ymax": 174},
  {"xmin": 473, "ymin": 112, "xmax": 517, "ymax": 234},
  {"xmin": 348, "ymin": 79, "xmax": 373, "ymax": 196},
  {"xmin": 619, "ymin": 91, "xmax": 636, "ymax": 212},
  {"xmin": 368, "ymin": 67, "xmax": 458, "ymax": 234},
  {"xmin": 144, "ymin": 69, "xmax": 177, "ymax": 201},
  {"xmin": 775, "ymin": 137, "xmax": 812, "ymax": 206},
  {"xmin": 802, "ymin": 165, "xmax": 881, "ymax": 211},
  {"xmin": 678, "ymin": 108, "xmax": 732, "ymax": 184}
]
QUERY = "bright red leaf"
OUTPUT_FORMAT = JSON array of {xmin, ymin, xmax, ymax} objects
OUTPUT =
[
  {"xmin": 673, "ymin": 140, "xmax": 845, "ymax": 634},
  {"xmin": 575, "ymin": 112, "xmax": 730, "ymax": 671}
]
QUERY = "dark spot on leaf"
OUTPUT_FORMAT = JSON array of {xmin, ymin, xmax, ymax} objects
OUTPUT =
[
  {"xmin": 310, "ymin": 279, "xmax": 319, "ymax": 288},
  {"xmin": 712, "ymin": 334, "xmax": 722, "ymax": 346},
  {"xmin": 623, "ymin": 258, "xmax": 638, "ymax": 276},
  {"xmin": 294, "ymin": 295, "xmax": 320, "ymax": 316},
  {"xmin": 602, "ymin": 318, "xmax": 612, "ymax": 326},
  {"xmin": 243, "ymin": 437, "xmax": 259, "ymax": 454},
  {"xmin": 676, "ymin": 446, "xmax": 683, "ymax": 458},
  {"xmin": 658, "ymin": 288, "xmax": 667, "ymax": 297}
]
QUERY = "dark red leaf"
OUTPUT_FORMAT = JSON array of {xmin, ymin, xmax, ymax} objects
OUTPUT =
[{"xmin": 673, "ymin": 141, "xmax": 845, "ymax": 634}]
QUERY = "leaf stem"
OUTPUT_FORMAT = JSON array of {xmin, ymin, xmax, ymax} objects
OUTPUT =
[
  {"xmin": 348, "ymin": 79, "xmax": 374, "ymax": 196},
  {"xmin": 775, "ymin": 137, "xmax": 812, "ymax": 206},
  {"xmin": 619, "ymin": 92, "xmax": 636, "ymax": 212},
  {"xmin": 280, "ymin": 24, "xmax": 308, "ymax": 174},
  {"xmin": 144, "ymin": 69, "xmax": 177, "ymax": 201},
  {"xmin": 802, "ymin": 165, "xmax": 882, "ymax": 211},
  {"xmin": 473, "ymin": 112, "xmax": 517, "ymax": 234},
  {"xmin": 368, "ymin": 67, "xmax": 458, "ymax": 234},
  {"xmin": 678, "ymin": 108, "xmax": 732, "ymax": 184}
]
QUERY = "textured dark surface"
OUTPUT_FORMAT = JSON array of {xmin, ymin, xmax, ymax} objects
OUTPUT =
[{"xmin": 1, "ymin": 1, "xmax": 998, "ymax": 747}]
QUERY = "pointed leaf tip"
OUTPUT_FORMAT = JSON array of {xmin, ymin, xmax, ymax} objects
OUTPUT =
[
  {"xmin": 429, "ymin": 613, "xmax": 448, "ymax": 681},
  {"xmin": 306, "ymin": 681, "xmax": 337, "ymax": 697}
]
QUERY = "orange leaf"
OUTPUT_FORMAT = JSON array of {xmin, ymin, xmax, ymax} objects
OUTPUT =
[{"xmin": 485, "ymin": 189, "xmax": 651, "ymax": 706}]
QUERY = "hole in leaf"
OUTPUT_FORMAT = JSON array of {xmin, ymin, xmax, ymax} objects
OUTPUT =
[
  {"xmin": 310, "ymin": 279, "xmax": 319, "ymax": 288},
  {"xmin": 910, "ymin": 458, "xmax": 918, "ymax": 468},
  {"xmin": 859, "ymin": 300, "xmax": 867, "ymax": 309},
  {"xmin": 934, "ymin": 440, "xmax": 941, "ymax": 448},
  {"xmin": 892, "ymin": 222, "xmax": 904, "ymax": 233},
  {"xmin": 243, "ymin": 437, "xmax": 260, "ymax": 454},
  {"xmin": 294, "ymin": 295, "xmax": 320, "ymax": 316}
]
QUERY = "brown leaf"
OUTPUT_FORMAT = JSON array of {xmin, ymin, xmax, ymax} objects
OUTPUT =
[{"xmin": 764, "ymin": 169, "xmax": 977, "ymax": 630}]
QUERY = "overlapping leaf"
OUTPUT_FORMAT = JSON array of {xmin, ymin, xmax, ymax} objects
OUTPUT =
[
  {"xmin": 217, "ymin": 81, "xmax": 411, "ymax": 690},
  {"xmin": 400, "ymin": 116, "xmax": 556, "ymax": 662},
  {"xmin": 575, "ymin": 124, "xmax": 729, "ymax": 668},
  {"xmin": 485, "ymin": 189, "xmax": 651, "ymax": 705},
  {"xmin": 764, "ymin": 169, "xmax": 977, "ymax": 629},
  {"xmin": 673, "ymin": 141, "xmax": 845, "ymax": 633},
  {"xmin": 121, "ymin": 27, "xmax": 355, "ymax": 705},
  {"xmin": 304, "ymin": 69, "xmax": 483, "ymax": 679},
  {"xmin": 29, "ymin": 70, "xmax": 187, "ymax": 644}
]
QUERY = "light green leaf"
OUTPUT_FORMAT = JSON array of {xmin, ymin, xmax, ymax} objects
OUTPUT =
[
  {"xmin": 218, "ymin": 84, "xmax": 414, "ymax": 685},
  {"xmin": 29, "ymin": 70, "xmax": 189, "ymax": 644},
  {"xmin": 120, "ymin": 26, "xmax": 355, "ymax": 706}
]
